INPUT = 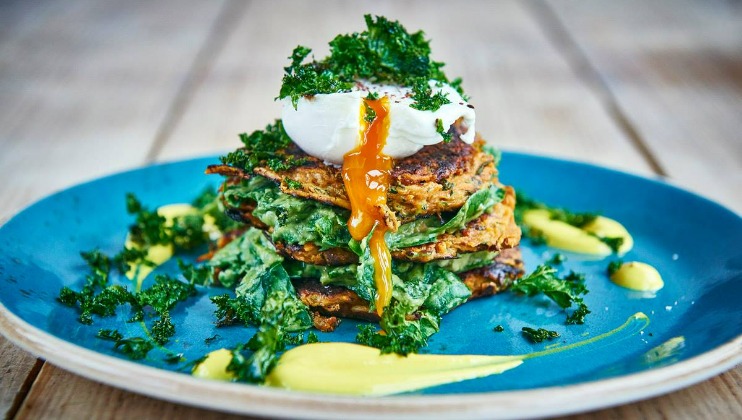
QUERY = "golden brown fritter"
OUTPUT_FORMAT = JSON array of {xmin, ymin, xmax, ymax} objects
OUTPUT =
[
  {"xmin": 293, "ymin": 247, "xmax": 524, "ymax": 330},
  {"xmin": 268, "ymin": 186, "xmax": 520, "ymax": 265},
  {"xmin": 273, "ymin": 242, "xmax": 358, "ymax": 266},
  {"xmin": 460, "ymin": 247, "xmax": 524, "ymax": 299},
  {"xmin": 207, "ymin": 132, "xmax": 498, "ymax": 226},
  {"xmin": 391, "ymin": 186, "xmax": 521, "ymax": 262}
]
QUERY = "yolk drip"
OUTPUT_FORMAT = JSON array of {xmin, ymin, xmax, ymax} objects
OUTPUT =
[{"xmin": 342, "ymin": 97, "xmax": 393, "ymax": 315}]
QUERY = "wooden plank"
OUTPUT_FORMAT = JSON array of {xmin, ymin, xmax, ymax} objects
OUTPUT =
[
  {"xmin": 546, "ymin": 0, "xmax": 742, "ymax": 212},
  {"xmin": 0, "ymin": 338, "xmax": 41, "ymax": 418},
  {"xmin": 559, "ymin": 365, "xmax": 742, "ymax": 420},
  {"xmin": 14, "ymin": 364, "xmax": 250, "ymax": 420},
  {"xmin": 0, "ymin": 0, "xmax": 226, "ymax": 418},
  {"xmin": 0, "ymin": 0, "xmax": 225, "ymax": 221},
  {"xmin": 157, "ymin": 0, "xmax": 654, "ymax": 178}
]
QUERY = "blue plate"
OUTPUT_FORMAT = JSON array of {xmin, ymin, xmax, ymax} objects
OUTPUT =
[{"xmin": 0, "ymin": 152, "xmax": 740, "ymax": 419}]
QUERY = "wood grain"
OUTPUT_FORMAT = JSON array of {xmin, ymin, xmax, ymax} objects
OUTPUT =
[
  {"xmin": 0, "ymin": 0, "xmax": 226, "ymax": 418},
  {"xmin": 546, "ymin": 0, "xmax": 742, "ymax": 213},
  {"xmin": 0, "ymin": 338, "xmax": 40, "ymax": 418},
  {"xmin": 0, "ymin": 0, "xmax": 224, "ymax": 220},
  {"xmin": 156, "ymin": 0, "xmax": 654, "ymax": 178},
  {"xmin": 14, "ymin": 364, "xmax": 249, "ymax": 420}
]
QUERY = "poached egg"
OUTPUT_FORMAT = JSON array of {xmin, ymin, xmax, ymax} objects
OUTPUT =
[{"xmin": 281, "ymin": 80, "xmax": 476, "ymax": 165}]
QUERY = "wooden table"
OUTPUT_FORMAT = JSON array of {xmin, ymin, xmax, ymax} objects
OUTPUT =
[{"xmin": 1, "ymin": 0, "xmax": 740, "ymax": 418}]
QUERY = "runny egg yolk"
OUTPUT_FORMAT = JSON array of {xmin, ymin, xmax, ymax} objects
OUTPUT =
[{"xmin": 342, "ymin": 97, "xmax": 393, "ymax": 315}]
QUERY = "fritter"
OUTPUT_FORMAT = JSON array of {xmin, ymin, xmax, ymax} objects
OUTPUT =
[
  {"xmin": 266, "ymin": 186, "xmax": 520, "ymax": 265},
  {"xmin": 390, "ymin": 186, "xmax": 520, "ymax": 262},
  {"xmin": 293, "ymin": 247, "xmax": 524, "ymax": 331},
  {"xmin": 207, "ymin": 132, "xmax": 498, "ymax": 225}
]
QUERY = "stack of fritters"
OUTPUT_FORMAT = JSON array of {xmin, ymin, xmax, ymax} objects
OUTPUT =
[{"xmin": 207, "ymin": 128, "xmax": 523, "ymax": 331}]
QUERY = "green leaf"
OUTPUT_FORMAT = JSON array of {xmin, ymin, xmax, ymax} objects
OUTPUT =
[
  {"xmin": 355, "ymin": 261, "xmax": 470, "ymax": 355},
  {"xmin": 114, "ymin": 337, "xmax": 154, "ymax": 360},
  {"xmin": 208, "ymin": 227, "xmax": 283, "ymax": 288},
  {"xmin": 136, "ymin": 274, "xmax": 197, "ymax": 314},
  {"xmin": 607, "ymin": 260, "xmax": 624, "ymax": 276},
  {"xmin": 387, "ymin": 185, "xmax": 505, "ymax": 249},
  {"xmin": 151, "ymin": 311, "xmax": 176, "ymax": 345},
  {"xmin": 350, "ymin": 230, "xmax": 378, "ymax": 309},
  {"xmin": 431, "ymin": 250, "xmax": 499, "ymax": 273},
  {"xmin": 511, "ymin": 264, "xmax": 591, "ymax": 324},
  {"xmin": 222, "ymin": 177, "xmax": 351, "ymax": 251},
  {"xmin": 521, "ymin": 327, "xmax": 560, "ymax": 343},
  {"xmin": 225, "ymin": 286, "xmax": 312, "ymax": 383},
  {"xmin": 219, "ymin": 120, "xmax": 308, "ymax": 172}
]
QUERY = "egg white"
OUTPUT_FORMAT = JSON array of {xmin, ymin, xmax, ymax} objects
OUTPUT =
[{"xmin": 281, "ymin": 81, "xmax": 475, "ymax": 164}]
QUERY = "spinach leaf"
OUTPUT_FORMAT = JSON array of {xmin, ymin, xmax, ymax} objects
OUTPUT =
[
  {"xmin": 431, "ymin": 250, "xmax": 499, "ymax": 273},
  {"xmin": 356, "ymin": 260, "xmax": 470, "ymax": 355},
  {"xmin": 351, "ymin": 230, "xmax": 379, "ymax": 309},
  {"xmin": 208, "ymin": 228, "xmax": 283, "ymax": 289},
  {"xmin": 222, "ymin": 178, "xmax": 351, "ymax": 251},
  {"xmin": 387, "ymin": 185, "xmax": 504, "ymax": 249}
]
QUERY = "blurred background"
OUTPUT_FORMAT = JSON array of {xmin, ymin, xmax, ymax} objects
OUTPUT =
[{"xmin": 0, "ymin": 0, "xmax": 740, "ymax": 418}]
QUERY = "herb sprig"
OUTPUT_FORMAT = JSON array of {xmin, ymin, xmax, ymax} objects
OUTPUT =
[
  {"xmin": 219, "ymin": 120, "xmax": 308, "ymax": 173},
  {"xmin": 511, "ymin": 265, "xmax": 592, "ymax": 324},
  {"xmin": 521, "ymin": 327, "xmax": 560, "ymax": 343}
]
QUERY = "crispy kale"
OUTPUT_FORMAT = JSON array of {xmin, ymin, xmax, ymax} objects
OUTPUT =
[
  {"xmin": 219, "ymin": 120, "xmax": 308, "ymax": 173},
  {"xmin": 279, "ymin": 15, "xmax": 465, "ymax": 110},
  {"xmin": 511, "ymin": 265, "xmax": 591, "ymax": 324},
  {"xmin": 114, "ymin": 337, "xmax": 154, "ymax": 360},
  {"xmin": 607, "ymin": 260, "xmax": 624, "ymax": 276},
  {"xmin": 521, "ymin": 327, "xmax": 560, "ymax": 343}
]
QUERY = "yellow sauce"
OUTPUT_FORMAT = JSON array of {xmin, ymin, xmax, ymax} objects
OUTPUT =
[
  {"xmin": 341, "ymin": 97, "xmax": 393, "ymax": 314},
  {"xmin": 258, "ymin": 313, "xmax": 650, "ymax": 396},
  {"xmin": 642, "ymin": 336, "xmax": 685, "ymax": 366},
  {"xmin": 191, "ymin": 348, "xmax": 236, "ymax": 381},
  {"xmin": 266, "ymin": 343, "xmax": 523, "ymax": 396},
  {"xmin": 522, "ymin": 209, "xmax": 633, "ymax": 256},
  {"xmin": 610, "ymin": 261, "xmax": 664, "ymax": 292},
  {"xmin": 125, "ymin": 203, "xmax": 216, "ymax": 290},
  {"xmin": 582, "ymin": 216, "xmax": 633, "ymax": 255}
]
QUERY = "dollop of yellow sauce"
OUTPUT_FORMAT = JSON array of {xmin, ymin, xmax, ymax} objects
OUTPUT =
[
  {"xmin": 125, "ymin": 203, "xmax": 216, "ymax": 289},
  {"xmin": 522, "ymin": 209, "xmax": 633, "ymax": 256},
  {"xmin": 341, "ymin": 97, "xmax": 393, "ymax": 314},
  {"xmin": 610, "ymin": 261, "xmax": 664, "ymax": 292},
  {"xmin": 191, "ymin": 348, "xmax": 236, "ymax": 381}
]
